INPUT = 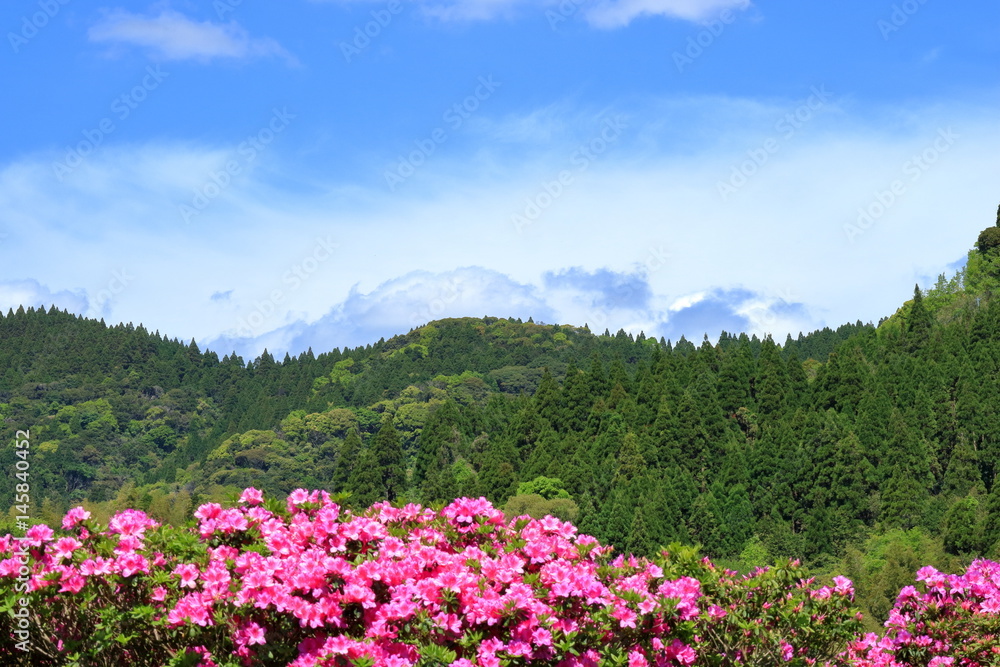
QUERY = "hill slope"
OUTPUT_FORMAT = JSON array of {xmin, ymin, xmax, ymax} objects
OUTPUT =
[{"xmin": 3, "ymin": 220, "xmax": 1000, "ymax": 616}]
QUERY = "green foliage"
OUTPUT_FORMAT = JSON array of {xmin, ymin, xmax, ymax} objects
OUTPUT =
[
  {"xmin": 833, "ymin": 528, "xmax": 963, "ymax": 629},
  {"xmin": 515, "ymin": 476, "xmax": 571, "ymax": 500},
  {"xmin": 976, "ymin": 226, "xmax": 1000, "ymax": 255}
]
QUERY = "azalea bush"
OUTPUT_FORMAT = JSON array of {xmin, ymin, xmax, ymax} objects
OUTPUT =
[
  {"xmin": 842, "ymin": 559, "xmax": 1000, "ymax": 666},
  {"xmin": 0, "ymin": 489, "xmax": 886, "ymax": 666}
]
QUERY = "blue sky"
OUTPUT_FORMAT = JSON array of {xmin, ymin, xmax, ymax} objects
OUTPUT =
[{"xmin": 1, "ymin": 0, "xmax": 998, "ymax": 359}]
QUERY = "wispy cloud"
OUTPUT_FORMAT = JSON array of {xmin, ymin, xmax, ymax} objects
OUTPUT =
[
  {"xmin": 207, "ymin": 267, "xmax": 555, "ymax": 358},
  {"xmin": 0, "ymin": 279, "xmax": 89, "ymax": 316},
  {"xmin": 88, "ymin": 9, "xmax": 296, "ymax": 64},
  {"xmin": 583, "ymin": 0, "xmax": 751, "ymax": 28},
  {"xmin": 314, "ymin": 0, "xmax": 751, "ymax": 27}
]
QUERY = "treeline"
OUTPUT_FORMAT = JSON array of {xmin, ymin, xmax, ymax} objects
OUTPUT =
[{"xmin": 0, "ymin": 306, "xmax": 864, "ymax": 523}]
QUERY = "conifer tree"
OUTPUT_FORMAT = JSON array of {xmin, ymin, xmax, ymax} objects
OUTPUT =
[
  {"xmin": 560, "ymin": 363, "xmax": 591, "ymax": 433},
  {"xmin": 717, "ymin": 482, "xmax": 754, "ymax": 556},
  {"xmin": 533, "ymin": 368, "xmax": 562, "ymax": 425},
  {"xmin": 881, "ymin": 465, "xmax": 926, "ymax": 530},
  {"xmin": 716, "ymin": 340, "xmax": 755, "ymax": 415},
  {"xmin": 906, "ymin": 285, "xmax": 932, "ymax": 351},
  {"xmin": 372, "ymin": 416, "xmax": 406, "ymax": 502},
  {"xmin": 942, "ymin": 495, "xmax": 981, "ymax": 555},
  {"xmin": 599, "ymin": 432, "xmax": 649, "ymax": 550},
  {"xmin": 587, "ymin": 352, "xmax": 609, "ymax": 398},
  {"xmin": 413, "ymin": 400, "xmax": 463, "ymax": 488},
  {"xmin": 346, "ymin": 446, "xmax": 384, "ymax": 509},
  {"xmin": 755, "ymin": 336, "xmax": 789, "ymax": 418},
  {"xmin": 332, "ymin": 428, "xmax": 362, "ymax": 492},
  {"xmin": 942, "ymin": 433, "xmax": 984, "ymax": 498},
  {"xmin": 688, "ymin": 493, "xmax": 724, "ymax": 557},
  {"xmin": 478, "ymin": 436, "xmax": 518, "ymax": 504},
  {"xmin": 624, "ymin": 503, "xmax": 655, "ymax": 556},
  {"xmin": 785, "ymin": 348, "xmax": 810, "ymax": 409}
]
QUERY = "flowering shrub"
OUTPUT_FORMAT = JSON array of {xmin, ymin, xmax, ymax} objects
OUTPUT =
[
  {"xmin": 0, "ymin": 489, "xmax": 863, "ymax": 666},
  {"xmin": 842, "ymin": 559, "xmax": 1000, "ymax": 666}
]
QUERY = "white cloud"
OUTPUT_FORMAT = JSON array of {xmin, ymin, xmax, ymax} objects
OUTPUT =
[
  {"xmin": 88, "ymin": 9, "xmax": 295, "ymax": 63},
  {"xmin": 0, "ymin": 279, "xmax": 89, "ymax": 316},
  {"xmin": 206, "ymin": 267, "xmax": 555, "ymax": 358},
  {"xmin": 583, "ymin": 0, "xmax": 751, "ymax": 28},
  {"xmin": 314, "ymin": 0, "xmax": 750, "ymax": 27}
]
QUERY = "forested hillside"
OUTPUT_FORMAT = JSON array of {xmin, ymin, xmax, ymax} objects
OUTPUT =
[{"xmin": 3, "ymin": 220, "xmax": 1000, "ymax": 625}]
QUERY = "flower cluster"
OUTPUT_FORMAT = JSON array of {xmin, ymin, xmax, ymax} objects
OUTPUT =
[
  {"xmin": 842, "ymin": 559, "xmax": 1000, "ymax": 666},
  {"xmin": 0, "ymin": 490, "xmax": 863, "ymax": 666}
]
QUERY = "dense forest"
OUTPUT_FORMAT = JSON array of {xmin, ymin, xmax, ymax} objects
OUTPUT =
[{"xmin": 4, "ymin": 216, "xmax": 1000, "ymax": 628}]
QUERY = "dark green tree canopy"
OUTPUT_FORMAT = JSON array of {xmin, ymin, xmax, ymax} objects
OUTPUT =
[{"xmin": 976, "ymin": 226, "xmax": 1000, "ymax": 255}]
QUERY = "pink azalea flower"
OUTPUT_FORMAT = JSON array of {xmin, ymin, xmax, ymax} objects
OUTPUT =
[
  {"xmin": 50, "ymin": 537, "xmax": 82, "ymax": 562},
  {"xmin": 780, "ymin": 641, "xmax": 794, "ymax": 661},
  {"xmin": 832, "ymin": 575, "xmax": 854, "ymax": 596},
  {"xmin": 61, "ymin": 506, "xmax": 92, "ymax": 530},
  {"xmin": 174, "ymin": 563, "xmax": 200, "ymax": 589},
  {"xmin": 25, "ymin": 523, "xmax": 54, "ymax": 546},
  {"xmin": 240, "ymin": 487, "xmax": 264, "ymax": 505}
]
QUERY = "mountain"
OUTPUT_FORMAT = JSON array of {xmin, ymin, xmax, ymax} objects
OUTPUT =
[{"xmin": 2, "ymin": 214, "xmax": 1000, "ymax": 624}]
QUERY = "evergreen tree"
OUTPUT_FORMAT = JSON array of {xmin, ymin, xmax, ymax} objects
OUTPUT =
[
  {"xmin": 346, "ymin": 446, "xmax": 384, "ymax": 509},
  {"xmin": 372, "ymin": 417, "xmax": 406, "ymax": 502},
  {"xmin": 332, "ymin": 428, "xmax": 361, "ymax": 491},
  {"xmin": 755, "ymin": 336, "xmax": 789, "ymax": 418},
  {"xmin": 624, "ymin": 503, "xmax": 655, "ymax": 557},
  {"xmin": 717, "ymin": 482, "xmax": 754, "ymax": 557},
  {"xmin": 598, "ymin": 432, "xmax": 649, "ymax": 548},
  {"xmin": 881, "ymin": 465, "xmax": 926, "ymax": 531},
  {"xmin": 688, "ymin": 493, "xmax": 724, "ymax": 557},
  {"xmin": 560, "ymin": 363, "xmax": 591, "ymax": 433},
  {"xmin": 906, "ymin": 285, "xmax": 932, "ymax": 351},
  {"xmin": 942, "ymin": 495, "xmax": 981, "ymax": 555},
  {"xmin": 716, "ymin": 340, "xmax": 755, "ymax": 415},
  {"xmin": 942, "ymin": 433, "xmax": 984, "ymax": 498},
  {"xmin": 478, "ymin": 436, "xmax": 518, "ymax": 504},
  {"xmin": 413, "ymin": 400, "xmax": 463, "ymax": 488}
]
